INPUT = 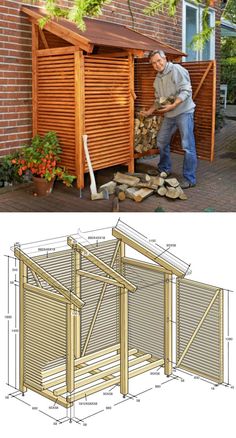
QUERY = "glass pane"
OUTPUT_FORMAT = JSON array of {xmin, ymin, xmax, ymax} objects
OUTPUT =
[
  {"xmin": 185, "ymin": 5, "xmax": 198, "ymax": 61},
  {"xmin": 202, "ymin": 13, "xmax": 211, "ymax": 60}
]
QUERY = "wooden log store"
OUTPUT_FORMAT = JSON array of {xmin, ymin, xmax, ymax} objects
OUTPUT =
[
  {"xmin": 14, "ymin": 221, "xmax": 224, "ymax": 407},
  {"xmin": 21, "ymin": 5, "xmax": 216, "ymax": 190}
]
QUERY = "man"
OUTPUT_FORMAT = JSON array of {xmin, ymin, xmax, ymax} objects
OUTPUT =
[{"xmin": 141, "ymin": 50, "xmax": 197, "ymax": 189}]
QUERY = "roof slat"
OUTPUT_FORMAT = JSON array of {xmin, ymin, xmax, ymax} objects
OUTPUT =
[{"xmin": 112, "ymin": 221, "xmax": 189, "ymax": 277}]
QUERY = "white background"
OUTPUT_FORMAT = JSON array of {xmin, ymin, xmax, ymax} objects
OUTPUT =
[{"xmin": 0, "ymin": 212, "xmax": 235, "ymax": 437}]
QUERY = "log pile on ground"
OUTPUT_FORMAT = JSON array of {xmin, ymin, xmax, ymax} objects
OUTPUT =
[
  {"xmin": 108, "ymin": 172, "xmax": 188, "ymax": 203},
  {"xmin": 134, "ymin": 112, "xmax": 163, "ymax": 153}
]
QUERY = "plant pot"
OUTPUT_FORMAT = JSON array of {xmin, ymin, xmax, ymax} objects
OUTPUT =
[{"xmin": 32, "ymin": 176, "xmax": 55, "ymax": 196}]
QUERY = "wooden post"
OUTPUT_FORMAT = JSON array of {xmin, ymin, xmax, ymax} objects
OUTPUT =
[
  {"xmin": 19, "ymin": 259, "xmax": 27, "ymax": 393},
  {"xmin": 32, "ymin": 23, "xmax": 38, "ymax": 136},
  {"xmin": 128, "ymin": 53, "xmax": 135, "ymax": 173},
  {"xmin": 164, "ymin": 273, "xmax": 172, "ymax": 376},
  {"xmin": 75, "ymin": 50, "xmax": 85, "ymax": 189},
  {"xmin": 120, "ymin": 241, "xmax": 128, "ymax": 395},
  {"xmin": 219, "ymin": 288, "xmax": 224, "ymax": 384},
  {"xmin": 74, "ymin": 250, "xmax": 81, "ymax": 359},
  {"xmin": 211, "ymin": 61, "xmax": 216, "ymax": 161},
  {"xmin": 66, "ymin": 301, "xmax": 74, "ymax": 393}
]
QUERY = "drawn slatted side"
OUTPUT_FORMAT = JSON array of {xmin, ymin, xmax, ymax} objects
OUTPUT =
[
  {"xmin": 176, "ymin": 278, "xmax": 223, "ymax": 383},
  {"xmin": 80, "ymin": 240, "xmax": 119, "ymax": 355},
  {"xmin": 24, "ymin": 288, "xmax": 67, "ymax": 386},
  {"xmin": 124, "ymin": 263, "xmax": 164, "ymax": 359}
]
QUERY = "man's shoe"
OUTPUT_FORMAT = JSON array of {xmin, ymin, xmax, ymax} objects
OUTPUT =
[{"xmin": 180, "ymin": 180, "xmax": 196, "ymax": 189}]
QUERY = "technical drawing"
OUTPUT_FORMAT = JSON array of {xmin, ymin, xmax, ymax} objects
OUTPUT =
[{"xmin": 4, "ymin": 219, "xmax": 233, "ymax": 424}]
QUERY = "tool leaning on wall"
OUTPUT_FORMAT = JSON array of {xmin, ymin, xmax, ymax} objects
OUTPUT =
[{"xmin": 82, "ymin": 134, "xmax": 109, "ymax": 201}]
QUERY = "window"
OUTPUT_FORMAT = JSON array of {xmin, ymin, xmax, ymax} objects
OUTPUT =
[{"xmin": 183, "ymin": 1, "xmax": 215, "ymax": 61}]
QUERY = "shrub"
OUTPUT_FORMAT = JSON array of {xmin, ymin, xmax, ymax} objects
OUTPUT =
[{"xmin": 221, "ymin": 57, "xmax": 236, "ymax": 104}]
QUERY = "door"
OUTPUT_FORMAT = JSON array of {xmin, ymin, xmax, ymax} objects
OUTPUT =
[{"xmin": 176, "ymin": 278, "xmax": 224, "ymax": 383}]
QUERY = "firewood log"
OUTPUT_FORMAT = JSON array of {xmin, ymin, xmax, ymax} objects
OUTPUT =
[
  {"xmin": 133, "ymin": 188, "xmax": 154, "ymax": 203},
  {"xmin": 155, "ymin": 95, "xmax": 176, "ymax": 109},
  {"xmin": 98, "ymin": 181, "xmax": 117, "ymax": 195},
  {"xmin": 179, "ymin": 192, "xmax": 188, "ymax": 200},
  {"xmin": 125, "ymin": 187, "xmax": 140, "ymax": 200},
  {"xmin": 134, "ymin": 144, "xmax": 143, "ymax": 153},
  {"xmin": 113, "ymin": 172, "xmax": 140, "ymax": 186},
  {"xmin": 157, "ymin": 186, "xmax": 167, "ymax": 196},
  {"xmin": 150, "ymin": 176, "xmax": 164, "ymax": 187},
  {"xmin": 135, "ymin": 182, "xmax": 154, "ymax": 189},
  {"xmin": 134, "ymin": 111, "xmax": 163, "ymax": 154},
  {"xmin": 126, "ymin": 172, "xmax": 151, "ymax": 183},
  {"xmin": 166, "ymin": 187, "xmax": 180, "ymax": 199},
  {"xmin": 165, "ymin": 178, "xmax": 180, "ymax": 188},
  {"xmin": 114, "ymin": 184, "xmax": 128, "ymax": 201}
]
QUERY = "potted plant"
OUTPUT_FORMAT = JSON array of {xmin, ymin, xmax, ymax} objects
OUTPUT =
[{"xmin": 12, "ymin": 131, "xmax": 76, "ymax": 196}]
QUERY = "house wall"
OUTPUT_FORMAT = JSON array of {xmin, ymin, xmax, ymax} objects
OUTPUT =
[{"xmin": 0, "ymin": 0, "xmax": 221, "ymax": 157}]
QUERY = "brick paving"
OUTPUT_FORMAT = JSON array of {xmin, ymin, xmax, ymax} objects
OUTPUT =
[{"xmin": 0, "ymin": 118, "xmax": 235, "ymax": 212}]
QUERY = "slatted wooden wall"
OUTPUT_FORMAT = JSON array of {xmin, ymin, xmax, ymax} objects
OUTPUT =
[
  {"xmin": 124, "ymin": 262, "xmax": 164, "ymax": 359},
  {"xmin": 31, "ymin": 242, "xmax": 119, "ymax": 357},
  {"xmin": 80, "ymin": 240, "xmax": 119, "ymax": 355},
  {"xmin": 135, "ymin": 59, "xmax": 156, "ymax": 110},
  {"xmin": 176, "ymin": 279, "xmax": 224, "ymax": 383},
  {"xmin": 24, "ymin": 283, "xmax": 67, "ymax": 387},
  {"xmin": 36, "ymin": 53, "xmax": 76, "ymax": 174},
  {"xmin": 134, "ymin": 59, "xmax": 216, "ymax": 161},
  {"xmin": 84, "ymin": 55, "xmax": 133, "ymax": 172}
]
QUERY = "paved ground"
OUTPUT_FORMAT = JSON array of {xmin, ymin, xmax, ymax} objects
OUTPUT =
[{"xmin": 0, "ymin": 116, "xmax": 235, "ymax": 212}]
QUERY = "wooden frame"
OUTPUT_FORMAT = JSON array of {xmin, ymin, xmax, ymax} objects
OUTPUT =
[
  {"xmin": 14, "ymin": 230, "xmax": 224, "ymax": 408},
  {"xmin": 15, "ymin": 235, "xmax": 168, "ymax": 407}
]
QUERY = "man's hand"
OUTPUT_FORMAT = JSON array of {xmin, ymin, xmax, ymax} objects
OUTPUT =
[{"xmin": 140, "ymin": 109, "xmax": 153, "ymax": 117}]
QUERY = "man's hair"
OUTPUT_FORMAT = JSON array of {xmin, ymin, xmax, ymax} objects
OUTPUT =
[{"xmin": 148, "ymin": 50, "xmax": 166, "ymax": 61}]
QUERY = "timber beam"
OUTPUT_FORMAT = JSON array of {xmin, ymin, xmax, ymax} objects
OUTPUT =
[
  {"xmin": 67, "ymin": 236, "xmax": 136, "ymax": 293},
  {"xmin": 14, "ymin": 246, "xmax": 84, "ymax": 309}
]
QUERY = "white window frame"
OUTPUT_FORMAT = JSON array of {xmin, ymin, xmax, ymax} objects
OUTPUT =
[{"xmin": 182, "ymin": 1, "xmax": 215, "ymax": 62}]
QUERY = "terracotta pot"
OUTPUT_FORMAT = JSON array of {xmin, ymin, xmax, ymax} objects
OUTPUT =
[{"xmin": 32, "ymin": 176, "xmax": 55, "ymax": 196}]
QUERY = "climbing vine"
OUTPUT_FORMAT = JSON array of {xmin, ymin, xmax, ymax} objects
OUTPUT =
[
  {"xmin": 144, "ymin": 0, "xmax": 220, "ymax": 50},
  {"xmin": 32, "ymin": 0, "xmax": 227, "ymax": 48}
]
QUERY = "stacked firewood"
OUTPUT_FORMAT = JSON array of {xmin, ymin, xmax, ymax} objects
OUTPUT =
[
  {"xmin": 134, "ymin": 112, "xmax": 163, "ymax": 153},
  {"xmin": 101, "ymin": 172, "xmax": 188, "ymax": 202}
]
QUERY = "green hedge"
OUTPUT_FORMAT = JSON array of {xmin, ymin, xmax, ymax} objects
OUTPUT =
[{"xmin": 221, "ymin": 57, "xmax": 236, "ymax": 104}]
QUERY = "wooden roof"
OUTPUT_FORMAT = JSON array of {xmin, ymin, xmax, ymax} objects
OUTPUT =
[
  {"xmin": 21, "ymin": 5, "xmax": 186, "ymax": 57},
  {"xmin": 112, "ymin": 221, "xmax": 189, "ymax": 277}
]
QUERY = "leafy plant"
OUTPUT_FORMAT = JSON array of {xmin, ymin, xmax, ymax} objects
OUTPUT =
[
  {"xmin": 223, "ymin": 0, "xmax": 236, "ymax": 24},
  {"xmin": 12, "ymin": 132, "xmax": 76, "ymax": 187},
  {"xmin": 144, "ymin": 0, "xmax": 218, "ymax": 50},
  {"xmin": 0, "ymin": 152, "xmax": 24, "ymax": 184},
  {"xmin": 220, "ymin": 56, "xmax": 236, "ymax": 103},
  {"xmin": 32, "ymin": 0, "xmax": 111, "ymax": 31}
]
